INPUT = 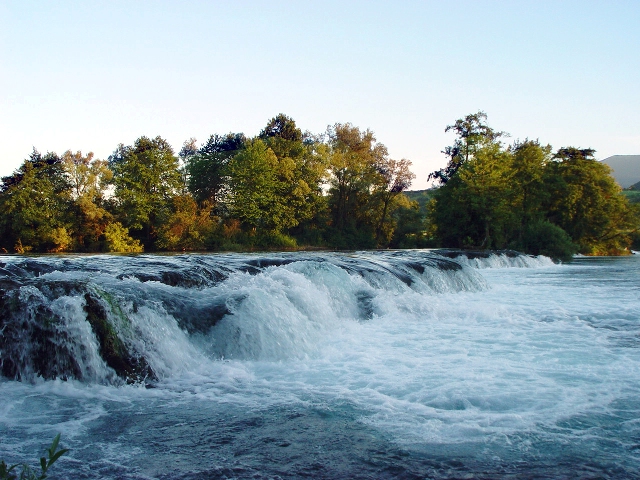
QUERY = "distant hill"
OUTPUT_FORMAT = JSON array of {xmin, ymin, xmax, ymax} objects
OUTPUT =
[{"xmin": 600, "ymin": 155, "xmax": 640, "ymax": 188}]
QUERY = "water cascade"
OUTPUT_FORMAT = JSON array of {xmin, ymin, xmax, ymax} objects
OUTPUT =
[
  {"xmin": 0, "ymin": 251, "xmax": 495, "ymax": 384},
  {"xmin": 2, "ymin": 250, "xmax": 639, "ymax": 479}
]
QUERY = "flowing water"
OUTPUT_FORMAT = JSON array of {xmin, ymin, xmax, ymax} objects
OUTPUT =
[{"xmin": 1, "ymin": 251, "xmax": 639, "ymax": 479}]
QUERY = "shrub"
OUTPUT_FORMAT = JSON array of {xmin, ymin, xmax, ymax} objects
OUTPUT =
[
  {"xmin": 256, "ymin": 231, "xmax": 297, "ymax": 249},
  {"xmin": 44, "ymin": 227, "xmax": 73, "ymax": 253},
  {"xmin": 104, "ymin": 222, "xmax": 143, "ymax": 253},
  {"xmin": 523, "ymin": 220, "xmax": 578, "ymax": 262}
]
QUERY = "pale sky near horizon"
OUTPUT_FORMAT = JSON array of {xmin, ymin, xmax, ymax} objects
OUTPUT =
[{"xmin": 1, "ymin": 1, "xmax": 639, "ymax": 189}]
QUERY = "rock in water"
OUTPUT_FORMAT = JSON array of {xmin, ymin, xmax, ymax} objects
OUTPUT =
[{"xmin": 83, "ymin": 292, "xmax": 155, "ymax": 384}]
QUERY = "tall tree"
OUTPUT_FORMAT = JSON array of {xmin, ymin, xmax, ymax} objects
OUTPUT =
[
  {"xmin": 258, "ymin": 114, "xmax": 328, "ymax": 231},
  {"xmin": 177, "ymin": 138, "xmax": 197, "ymax": 196},
  {"xmin": 0, "ymin": 150, "xmax": 72, "ymax": 252},
  {"xmin": 429, "ymin": 111, "xmax": 505, "ymax": 184},
  {"xmin": 373, "ymin": 158, "xmax": 415, "ymax": 245},
  {"xmin": 455, "ymin": 142, "xmax": 514, "ymax": 248},
  {"xmin": 429, "ymin": 141, "xmax": 514, "ymax": 250},
  {"xmin": 259, "ymin": 113, "xmax": 303, "ymax": 148},
  {"xmin": 326, "ymin": 123, "xmax": 387, "ymax": 238},
  {"xmin": 185, "ymin": 133, "xmax": 245, "ymax": 207},
  {"xmin": 226, "ymin": 139, "xmax": 292, "ymax": 234},
  {"xmin": 108, "ymin": 136, "xmax": 182, "ymax": 248},
  {"xmin": 62, "ymin": 150, "xmax": 112, "ymax": 200},
  {"xmin": 546, "ymin": 147, "xmax": 638, "ymax": 254},
  {"xmin": 62, "ymin": 150, "xmax": 114, "ymax": 250},
  {"xmin": 509, "ymin": 139, "xmax": 553, "ymax": 241}
]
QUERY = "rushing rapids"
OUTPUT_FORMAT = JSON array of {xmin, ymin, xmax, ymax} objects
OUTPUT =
[
  {"xmin": 0, "ymin": 250, "xmax": 514, "ymax": 384},
  {"xmin": 3, "ymin": 250, "xmax": 640, "ymax": 479}
]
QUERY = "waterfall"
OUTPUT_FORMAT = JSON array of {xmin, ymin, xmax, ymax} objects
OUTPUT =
[{"xmin": 0, "ymin": 250, "xmax": 543, "ymax": 384}]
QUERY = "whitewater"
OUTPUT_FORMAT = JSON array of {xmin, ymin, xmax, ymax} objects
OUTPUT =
[{"xmin": 1, "ymin": 251, "xmax": 639, "ymax": 479}]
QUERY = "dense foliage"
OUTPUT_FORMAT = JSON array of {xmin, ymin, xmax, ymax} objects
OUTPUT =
[
  {"xmin": 0, "ymin": 115, "xmax": 419, "ymax": 253},
  {"xmin": 1, "ymin": 112, "xmax": 636, "ymax": 257},
  {"xmin": 428, "ymin": 112, "xmax": 639, "ymax": 258}
]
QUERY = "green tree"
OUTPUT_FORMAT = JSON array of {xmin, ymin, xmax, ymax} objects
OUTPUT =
[
  {"xmin": 259, "ymin": 114, "xmax": 328, "ymax": 234},
  {"xmin": 62, "ymin": 150, "xmax": 114, "ymax": 251},
  {"xmin": 546, "ymin": 147, "xmax": 638, "ymax": 254},
  {"xmin": 428, "ymin": 115, "xmax": 638, "ymax": 258},
  {"xmin": 108, "ymin": 136, "xmax": 182, "ymax": 249},
  {"xmin": 428, "ymin": 114, "xmax": 513, "ymax": 250},
  {"xmin": 0, "ymin": 150, "xmax": 72, "ymax": 252},
  {"xmin": 509, "ymin": 139, "xmax": 553, "ymax": 244},
  {"xmin": 184, "ymin": 133, "xmax": 245, "ymax": 207},
  {"xmin": 429, "ymin": 111, "xmax": 506, "ymax": 184},
  {"xmin": 428, "ymin": 173, "xmax": 473, "ymax": 249},
  {"xmin": 325, "ymin": 123, "xmax": 387, "ymax": 246},
  {"xmin": 226, "ymin": 139, "xmax": 295, "ymax": 238},
  {"xmin": 103, "ymin": 222, "xmax": 144, "ymax": 253},
  {"xmin": 455, "ymin": 142, "xmax": 515, "ymax": 248},
  {"xmin": 259, "ymin": 113, "xmax": 303, "ymax": 152},
  {"xmin": 521, "ymin": 220, "xmax": 577, "ymax": 262}
]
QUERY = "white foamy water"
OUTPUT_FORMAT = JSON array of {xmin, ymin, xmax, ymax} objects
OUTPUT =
[{"xmin": 1, "ymin": 252, "xmax": 639, "ymax": 478}]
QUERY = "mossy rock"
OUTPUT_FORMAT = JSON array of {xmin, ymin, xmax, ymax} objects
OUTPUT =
[
  {"xmin": 83, "ymin": 292, "xmax": 155, "ymax": 383},
  {"xmin": 0, "ymin": 279, "xmax": 155, "ymax": 384}
]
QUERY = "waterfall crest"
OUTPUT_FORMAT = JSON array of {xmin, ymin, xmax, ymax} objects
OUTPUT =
[{"xmin": 0, "ymin": 250, "xmax": 545, "ymax": 384}]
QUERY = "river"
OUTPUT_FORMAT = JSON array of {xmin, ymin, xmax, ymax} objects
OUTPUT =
[{"xmin": 1, "ymin": 251, "xmax": 639, "ymax": 478}]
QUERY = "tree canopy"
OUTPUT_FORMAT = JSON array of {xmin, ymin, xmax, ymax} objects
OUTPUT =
[
  {"xmin": 109, "ymin": 136, "xmax": 182, "ymax": 248},
  {"xmin": 0, "ymin": 116, "xmax": 422, "ymax": 252},
  {"xmin": 427, "ymin": 114, "xmax": 639, "ymax": 258},
  {"xmin": 1, "ymin": 113, "xmax": 636, "ymax": 258}
]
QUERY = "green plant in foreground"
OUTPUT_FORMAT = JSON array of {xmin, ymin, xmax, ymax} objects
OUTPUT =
[{"xmin": 0, "ymin": 434, "xmax": 68, "ymax": 480}]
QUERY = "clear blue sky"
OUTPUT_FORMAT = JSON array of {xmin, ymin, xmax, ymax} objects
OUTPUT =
[{"xmin": 1, "ymin": 0, "xmax": 638, "ymax": 189}]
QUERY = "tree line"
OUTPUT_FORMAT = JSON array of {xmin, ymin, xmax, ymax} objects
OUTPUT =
[
  {"xmin": 1, "ymin": 112, "xmax": 637, "ymax": 258},
  {"xmin": 0, "ymin": 114, "xmax": 418, "ymax": 253},
  {"xmin": 427, "ymin": 112, "xmax": 639, "ymax": 260}
]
